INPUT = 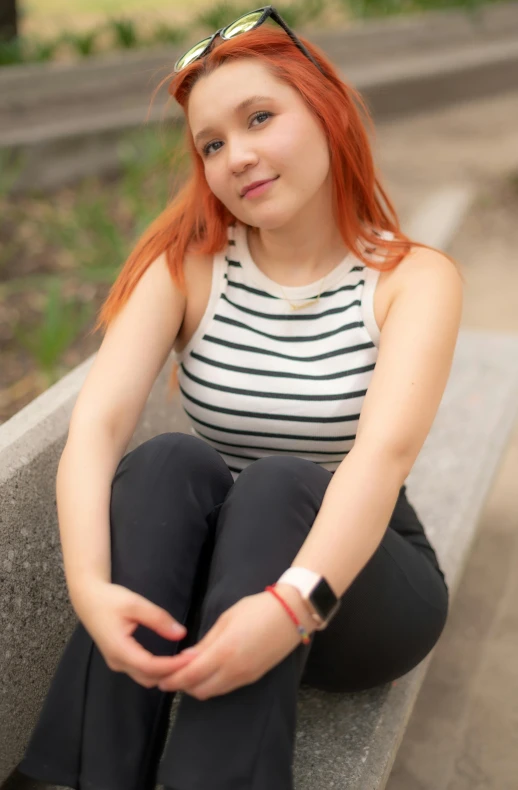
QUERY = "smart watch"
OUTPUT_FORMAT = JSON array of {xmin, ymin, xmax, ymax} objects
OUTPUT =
[{"xmin": 276, "ymin": 567, "xmax": 341, "ymax": 630}]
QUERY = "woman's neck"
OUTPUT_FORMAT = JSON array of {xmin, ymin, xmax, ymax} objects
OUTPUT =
[{"xmin": 246, "ymin": 223, "xmax": 350, "ymax": 288}]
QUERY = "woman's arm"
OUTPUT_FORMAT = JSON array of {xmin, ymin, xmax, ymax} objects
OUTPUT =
[
  {"xmin": 58, "ymin": 253, "xmax": 187, "ymax": 612},
  {"xmin": 57, "ymin": 426, "xmax": 125, "ymax": 604},
  {"xmin": 288, "ymin": 247, "xmax": 464, "ymax": 600}
]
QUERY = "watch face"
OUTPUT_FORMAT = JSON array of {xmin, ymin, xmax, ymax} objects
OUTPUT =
[{"xmin": 310, "ymin": 578, "xmax": 339, "ymax": 619}]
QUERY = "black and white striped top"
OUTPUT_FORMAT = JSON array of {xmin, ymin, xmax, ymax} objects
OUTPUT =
[{"xmin": 175, "ymin": 221, "xmax": 388, "ymax": 480}]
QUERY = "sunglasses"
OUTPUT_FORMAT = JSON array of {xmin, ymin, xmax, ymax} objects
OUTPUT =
[{"xmin": 173, "ymin": 5, "xmax": 325, "ymax": 74}]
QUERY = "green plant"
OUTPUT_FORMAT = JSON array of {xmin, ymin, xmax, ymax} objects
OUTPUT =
[
  {"xmin": 34, "ymin": 127, "xmax": 186, "ymax": 282},
  {"xmin": 0, "ymin": 36, "xmax": 23, "ymax": 65},
  {"xmin": 41, "ymin": 187, "xmax": 129, "ymax": 274},
  {"xmin": 195, "ymin": 1, "xmax": 250, "ymax": 31},
  {"xmin": 344, "ymin": 0, "xmax": 410, "ymax": 19},
  {"xmin": 28, "ymin": 36, "xmax": 62, "ymax": 61},
  {"xmin": 296, "ymin": 0, "xmax": 328, "ymax": 24},
  {"xmin": 108, "ymin": 17, "xmax": 140, "ymax": 49},
  {"xmin": 117, "ymin": 125, "xmax": 187, "ymax": 235},
  {"xmin": 62, "ymin": 29, "xmax": 99, "ymax": 57},
  {"xmin": 0, "ymin": 34, "xmax": 63, "ymax": 65},
  {"xmin": 342, "ymin": 0, "xmax": 493, "ymax": 19},
  {"xmin": 151, "ymin": 21, "xmax": 189, "ymax": 46},
  {"xmin": 13, "ymin": 281, "xmax": 93, "ymax": 384},
  {"xmin": 0, "ymin": 149, "xmax": 25, "ymax": 199},
  {"xmin": 274, "ymin": 3, "xmax": 305, "ymax": 27},
  {"xmin": 194, "ymin": 1, "xmax": 324, "ymax": 37}
]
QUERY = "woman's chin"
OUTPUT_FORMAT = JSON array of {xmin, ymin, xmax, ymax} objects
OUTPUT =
[{"xmin": 242, "ymin": 208, "xmax": 294, "ymax": 231}]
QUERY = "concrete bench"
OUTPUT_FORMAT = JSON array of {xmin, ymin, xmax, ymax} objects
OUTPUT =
[{"xmin": 1, "ymin": 328, "xmax": 518, "ymax": 789}]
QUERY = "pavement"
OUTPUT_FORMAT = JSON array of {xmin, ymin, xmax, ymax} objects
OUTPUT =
[{"xmin": 376, "ymin": 91, "xmax": 518, "ymax": 790}]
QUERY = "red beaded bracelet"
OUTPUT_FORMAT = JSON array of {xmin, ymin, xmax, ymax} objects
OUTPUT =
[{"xmin": 265, "ymin": 584, "xmax": 312, "ymax": 645}]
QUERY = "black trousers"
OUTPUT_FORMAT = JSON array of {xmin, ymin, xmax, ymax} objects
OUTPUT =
[{"xmin": 19, "ymin": 432, "xmax": 449, "ymax": 790}]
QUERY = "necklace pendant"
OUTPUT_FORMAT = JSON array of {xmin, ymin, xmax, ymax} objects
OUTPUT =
[{"xmin": 290, "ymin": 297, "xmax": 319, "ymax": 311}]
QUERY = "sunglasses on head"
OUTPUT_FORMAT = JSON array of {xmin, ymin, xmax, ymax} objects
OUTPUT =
[{"xmin": 173, "ymin": 5, "xmax": 325, "ymax": 74}]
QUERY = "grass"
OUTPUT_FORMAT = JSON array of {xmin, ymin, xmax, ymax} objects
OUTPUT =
[
  {"xmin": 6, "ymin": 0, "xmax": 507, "ymax": 67},
  {"xmin": 23, "ymin": 0, "xmax": 184, "ymax": 13},
  {"xmin": 5, "ymin": 0, "xmax": 327, "ymax": 66},
  {"xmin": 339, "ymin": 0, "xmax": 494, "ymax": 17},
  {"xmin": 0, "ymin": 124, "xmax": 187, "ymax": 393},
  {"xmin": 13, "ymin": 280, "xmax": 94, "ymax": 386}
]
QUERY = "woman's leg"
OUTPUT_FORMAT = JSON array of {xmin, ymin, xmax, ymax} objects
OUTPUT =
[
  {"xmin": 18, "ymin": 432, "xmax": 234, "ymax": 790},
  {"xmin": 158, "ymin": 457, "xmax": 448, "ymax": 790}
]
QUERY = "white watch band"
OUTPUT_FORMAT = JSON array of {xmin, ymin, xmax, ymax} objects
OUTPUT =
[{"xmin": 277, "ymin": 567, "xmax": 321, "ymax": 597}]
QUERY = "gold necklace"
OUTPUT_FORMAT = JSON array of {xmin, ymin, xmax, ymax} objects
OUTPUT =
[
  {"xmin": 247, "ymin": 227, "xmax": 335, "ymax": 311},
  {"xmin": 278, "ymin": 269, "xmax": 333, "ymax": 311}
]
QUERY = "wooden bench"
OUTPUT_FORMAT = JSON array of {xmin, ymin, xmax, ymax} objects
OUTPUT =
[{"xmin": 1, "ymin": 327, "xmax": 518, "ymax": 789}]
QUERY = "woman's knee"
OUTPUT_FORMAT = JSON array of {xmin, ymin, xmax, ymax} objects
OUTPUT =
[
  {"xmin": 229, "ymin": 456, "xmax": 332, "ymax": 530},
  {"xmin": 107, "ymin": 432, "xmax": 232, "ymax": 587},
  {"xmin": 112, "ymin": 431, "xmax": 231, "ymax": 491},
  {"xmin": 236, "ymin": 454, "xmax": 329, "ymax": 499},
  {"xmin": 110, "ymin": 431, "xmax": 233, "ymax": 534}
]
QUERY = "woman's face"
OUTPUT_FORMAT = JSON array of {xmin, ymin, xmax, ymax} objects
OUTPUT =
[{"xmin": 187, "ymin": 58, "xmax": 332, "ymax": 229}]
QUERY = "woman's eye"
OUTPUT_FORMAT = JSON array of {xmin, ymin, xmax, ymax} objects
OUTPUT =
[
  {"xmin": 203, "ymin": 140, "xmax": 223, "ymax": 157},
  {"xmin": 202, "ymin": 111, "xmax": 272, "ymax": 157},
  {"xmin": 251, "ymin": 110, "xmax": 272, "ymax": 126}
]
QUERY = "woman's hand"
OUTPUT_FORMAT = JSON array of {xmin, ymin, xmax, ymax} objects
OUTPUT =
[
  {"xmin": 71, "ymin": 579, "xmax": 188, "ymax": 689},
  {"xmin": 157, "ymin": 588, "xmax": 316, "ymax": 700}
]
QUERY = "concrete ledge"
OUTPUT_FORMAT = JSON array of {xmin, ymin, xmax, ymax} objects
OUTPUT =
[
  {"xmin": 2, "ymin": 328, "xmax": 518, "ymax": 788},
  {"xmin": 351, "ymin": 37, "xmax": 518, "ymax": 122}
]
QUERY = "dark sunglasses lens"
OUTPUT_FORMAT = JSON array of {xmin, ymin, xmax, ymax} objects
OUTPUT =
[
  {"xmin": 175, "ymin": 36, "xmax": 213, "ymax": 71},
  {"xmin": 222, "ymin": 11, "xmax": 263, "ymax": 38}
]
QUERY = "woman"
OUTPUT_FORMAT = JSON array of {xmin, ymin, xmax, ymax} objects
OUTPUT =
[{"xmin": 18, "ymin": 7, "xmax": 462, "ymax": 790}]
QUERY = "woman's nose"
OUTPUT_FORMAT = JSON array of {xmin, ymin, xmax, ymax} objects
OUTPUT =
[{"xmin": 227, "ymin": 140, "xmax": 259, "ymax": 172}]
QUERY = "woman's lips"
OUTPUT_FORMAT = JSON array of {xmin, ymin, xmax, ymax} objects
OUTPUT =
[{"xmin": 243, "ymin": 177, "xmax": 279, "ymax": 199}]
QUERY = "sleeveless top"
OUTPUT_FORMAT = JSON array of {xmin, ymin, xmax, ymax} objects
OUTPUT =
[{"xmin": 175, "ymin": 221, "xmax": 391, "ymax": 481}]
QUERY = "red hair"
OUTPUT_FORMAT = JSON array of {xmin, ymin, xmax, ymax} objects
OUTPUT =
[{"xmin": 92, "ymin": 25, "xmax": 459, "ymax": 395}]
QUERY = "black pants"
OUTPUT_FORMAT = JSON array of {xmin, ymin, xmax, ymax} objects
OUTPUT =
[{"xmin": 19, "ymin": 432, "xmax": 449, "ymax": 790}]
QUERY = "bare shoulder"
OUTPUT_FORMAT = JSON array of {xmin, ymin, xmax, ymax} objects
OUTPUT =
[
  {"xmin": 175, "ymin": 247, "xmax": 215, "ymax": 353},
  {"xmin": 392, "ymin": 244, "xmax": 463, "ymax": 287},
  {"xmin": 376, "ymin": 244, "xmax": 463, "ymax": 326},
  {"xmin": 182, "ymin": 246, "xmax": 214, "ymax": 279}
]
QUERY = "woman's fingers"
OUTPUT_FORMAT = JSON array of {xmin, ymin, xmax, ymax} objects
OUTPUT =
[
  {"xmin": 115, "ymin": 635, "xmax": 186, "ymax": 679},
  {"xmin": 161, "ymin": 612, "xmax": 227, "ymax": 674},
  {"xmin": 182, "ymin": 669, "xmax": 229, "ymax": 700},
  {"xmin": 128, "ymin": 669, "xmax": 162, "ymax": 689},
  {"xmin": 125, "ymin": 593, "xmax": 187, "ymax": 641},
  {"xmin": 158, "ymin": 641, "xmax": 224, "ymax": 690}
]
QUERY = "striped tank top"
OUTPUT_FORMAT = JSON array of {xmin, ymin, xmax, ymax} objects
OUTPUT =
[{"xmin": 175, "ymin": 221, "xmax": 389, "ymax": 481}]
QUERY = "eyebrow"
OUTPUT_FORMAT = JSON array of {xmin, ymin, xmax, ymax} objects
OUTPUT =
[{"xmin": 193, "ymin": 95, "xmax": 275, "ymax": 146}]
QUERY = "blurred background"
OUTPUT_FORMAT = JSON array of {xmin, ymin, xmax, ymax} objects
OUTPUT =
[
  {"xmin": 0, "ymin": 0, "xmax": 515, "ymax": 421},
  {"xmin": 1, "ymin": 1, "xmax": 517, "ymax": 788}
]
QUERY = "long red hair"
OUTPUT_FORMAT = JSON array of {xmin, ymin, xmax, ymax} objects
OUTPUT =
[{"xmin": 92, "ymin": 24, "xmax": 457, "ymax": 395}]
